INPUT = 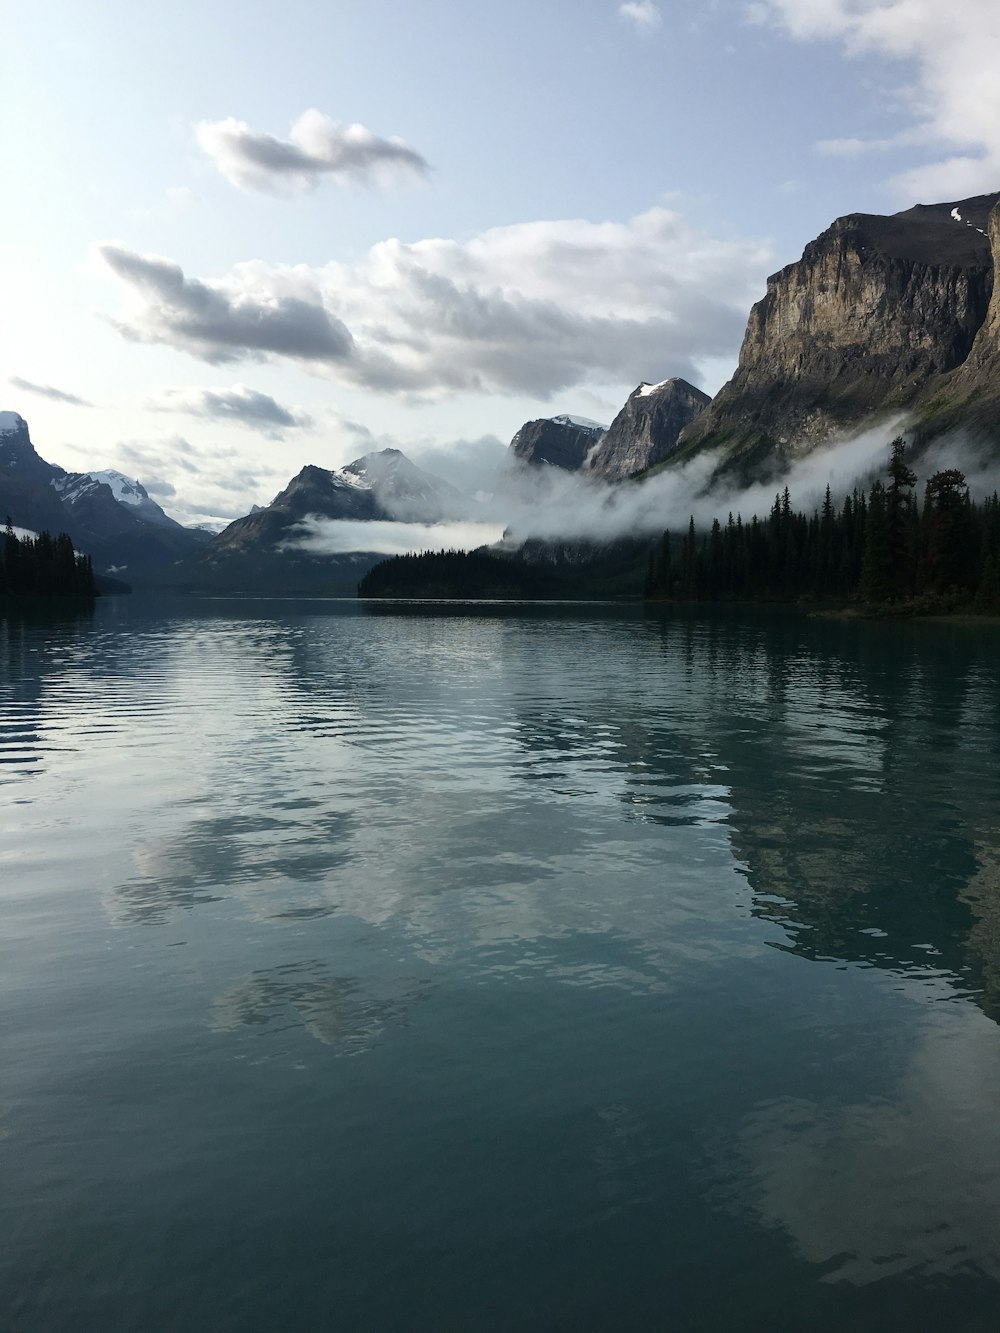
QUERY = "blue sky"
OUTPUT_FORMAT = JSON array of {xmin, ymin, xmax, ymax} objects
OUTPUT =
[{"xmin": 3, "ymin": 0, "xmax": 999, "ymax": 524}]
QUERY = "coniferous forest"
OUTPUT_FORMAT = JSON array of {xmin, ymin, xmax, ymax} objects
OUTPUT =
[
  {"xmin": 1, "ymin": 522, "xmax": 98, "ymax": 599},
  {"xmin": 645, "ymin": 440, "xmax": 1000, "ymax": 613}
]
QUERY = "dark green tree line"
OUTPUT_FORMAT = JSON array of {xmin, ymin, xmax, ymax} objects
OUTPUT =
[
  {"xmin": 645, "ymin": 439, "xmax": 1000, "ymax": 612},
  {"xmin": 1, "ymin": 520, "xmax": 97, "ymax": 599}
]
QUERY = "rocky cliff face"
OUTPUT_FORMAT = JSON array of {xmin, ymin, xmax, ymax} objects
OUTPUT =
[
  {"xmin": 917, "ymin": 198, "xmax": 1000, "ymax": 437},
  {"xmin": 676, "ymin": 193, "xmax": 999, "ymax": 479},
  {"xmin": 509, "ymin": 415, "xmax": 605, "ymax": 471},
  {"xmin": 587, "ymin": 378, "xmax": 710, "ymax": 480}
]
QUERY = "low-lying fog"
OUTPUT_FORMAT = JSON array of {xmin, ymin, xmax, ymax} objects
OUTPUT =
[{"xmin": 288, "ymin": 417, "xmax": 1000, "ymax": 559}]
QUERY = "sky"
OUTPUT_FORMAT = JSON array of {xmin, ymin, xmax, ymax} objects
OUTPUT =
[{"xmin": 3, "ymin": 0, "xmax": 1000, "ymax": 527}]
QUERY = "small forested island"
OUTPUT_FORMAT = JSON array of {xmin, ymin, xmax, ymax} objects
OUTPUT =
[
  {"xmin": 358, "ymin": 539, "xmax": 650, "ymax": 601},
  {"xmin": 1, "ymin": 522, "xmax": 98, "ymax": 600},
  {"xmin": 359, "ymin": 550, "xmax": 555, "ymax": 600}
]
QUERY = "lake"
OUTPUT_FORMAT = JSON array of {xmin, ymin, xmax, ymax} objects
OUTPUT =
[{"xmin": 2, "ymin": 596, "xmax": 1000, "ymax": 1331}]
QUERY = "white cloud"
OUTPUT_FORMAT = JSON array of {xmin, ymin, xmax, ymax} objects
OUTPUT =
[
  {"xmin": 99, "ymin": 243, "xmax": 355, "ymax": 365},
  {"xmin": 618, "ymin": 2, "xmax": 662, "ymax": 31},
  {"xmin": 101, "ymin": 208, "xmax": 773, "ymax": 399},
  {"xmin": 196, "ymin": 109, "xmax": 429, "ymax": 195},
  {"xmin": 749, "ymin": 0, "xmax": 1000, "ymax": 200}
]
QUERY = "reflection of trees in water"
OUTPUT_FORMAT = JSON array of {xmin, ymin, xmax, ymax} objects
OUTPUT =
[
  {"xmin": 693, "ymin": 616, "xmax": 1000, "ymax": 1019},
  {"xmin": 960, "ymin": 837, "xmax": 1000, "ymax": 1022},
  {"xmin": 0, "ymin": 606, "xmax": 95, "ymax": 783},
  {"xmin": 501, "ymin": 609, "xmax": 1000, "ymax": 1020},
  {"xmin": 15, "ymin": 600, "xmax": 1000, "ymax": 1024},
  {"xmin": 210, "ymin": 959, "xmax": 432, "ymax": 1053}
]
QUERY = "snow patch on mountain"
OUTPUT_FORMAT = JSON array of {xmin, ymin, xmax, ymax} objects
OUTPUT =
[
  {"xmin": 329, "ymin": 464, "xmax": 377, "ymax": 490},
  {"xmin": 51, "ymin": 474, "xmax": 99, "ymax": 504},
  {"xmin": 0, "ymin": 412, "xmax": 27, "ymax": 433},
  {"xmin": 87, "ymin": 469, "xmax": 150, "ymax": 507},
  {"xmin": 550, "ymin": 414, "xmax": 606, "ymax": 434}
]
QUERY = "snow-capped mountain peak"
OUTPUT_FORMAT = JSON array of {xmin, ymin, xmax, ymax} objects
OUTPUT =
[
  {"xmin": 49, "ymin": 468, "xmax": 181, "ymax": 529},
  {"xmin": 0, "ymin": 411, "xmax": 27, "ymax": 434},
  {"xmin": 87, "ymin": 469, "xmax": 151, "ymax": 507}
]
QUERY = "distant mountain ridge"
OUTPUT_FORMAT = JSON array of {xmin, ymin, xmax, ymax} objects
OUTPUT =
[
  {"xmin": 0, "ymin": 412, "xmax": 208, "ymax": 582},
  {"xmin": 179, "ymin": 447, "xmax": 464, "ymax": 594},
  {"xmin": 507, "ymin": 379, "xmax": 709, "ymax": 482},
  {"xmin": 84, "ymin": 470, "xmax": 182, "ymax": 528}
]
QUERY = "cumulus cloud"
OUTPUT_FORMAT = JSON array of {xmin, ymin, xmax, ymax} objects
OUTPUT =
[
  {"xmin": 9, "ymin": 376, "xmax": 92, "ymax": 407},
  {"xmin": 150, "ymin": 384, "xmax": 314, "ymax": 437},
  {"xmin": 101, "ymin": 208, "xmax": 773, "ymax": 398},
  {"xmin": 99, "ymin": 244, "xmax": 355, "ymax": 366},
  {"xmin": 619, "ymin": 2, "xmax": 662, "ymax": 31},
  {"xmin": 748, "ymin": 0, "xmax": 1000, "ymax": 200},
  {"xmin": 196, "ymin": 109, "xmax": 429, "ymax": 194}
]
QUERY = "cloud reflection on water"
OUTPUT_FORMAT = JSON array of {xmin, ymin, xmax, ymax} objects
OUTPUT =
[{"xmin": 729, "ymin": 1002, "xmax": 1000, "ymax": 1284}]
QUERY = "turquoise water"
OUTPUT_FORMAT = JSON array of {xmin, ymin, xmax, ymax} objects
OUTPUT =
[{"xmin": 2, "ymin": 597, "xmax": 1000, "ymax": 1331}]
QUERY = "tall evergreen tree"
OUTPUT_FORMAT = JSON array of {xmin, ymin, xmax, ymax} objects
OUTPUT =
[
  {"xmin": 925, "ymin": 470, "xmax": 975, "ymax": 594},
  {"xmin": 885, "ymin": 436, "xmax": 917, "ymax": 601}
]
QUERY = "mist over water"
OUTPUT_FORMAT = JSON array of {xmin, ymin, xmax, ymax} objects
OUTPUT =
[{"xmin": 3, "ymin": 598, "xmax": 1000, "ymax": 1330}]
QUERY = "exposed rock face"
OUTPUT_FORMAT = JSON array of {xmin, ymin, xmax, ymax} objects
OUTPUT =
[
  {"xmin": 920, "ymin": 198, "xmax": 1000, "ymax": 436},
  {"xmin": 587, "ymin": 379, "xmax": 710, "ymax": 480},
  {"xmin": 509, "ymin": 414, "xmax": 606, "ymax": 471},
  {"xmin": 676, "ymin": 193, "xmax": 999, "ymax": 479},
  {"xmin": 966, "ymin": 199, "xmax": 1000, "ymax": 371}
]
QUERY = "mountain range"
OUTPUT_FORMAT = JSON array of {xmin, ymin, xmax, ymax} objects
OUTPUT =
[
  {"xmin": 0, "ymin": 412, "xmax": 210, "ymax": 583},
  {"xmin": 4, "ymin": 189, "xmax": 1000, "ymax": 594}
]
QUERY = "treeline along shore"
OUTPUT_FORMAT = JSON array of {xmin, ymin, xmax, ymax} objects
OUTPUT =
[
  {"xmin": 1, "ymin": 521, "xmax": 98, "ymax": 600},
  {"xmin": 359, "ymin": 441, "xmax": 1000, "ymax": 614},
  {"xmin": 647, "ymin": 441, "xmax": 1000, "ymax": 613}
]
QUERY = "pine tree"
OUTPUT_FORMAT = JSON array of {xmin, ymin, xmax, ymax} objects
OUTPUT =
[
  {"xmin": 925, "ymin": 469, "xmax": 975, "ymax": 595},
  {"xmin": 885, "ymin": 437, "xmax": 917, "ymax": 600},
  {"xmin": 861, "ymin": 481, "xmax": 893, "ymax": 604}
]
